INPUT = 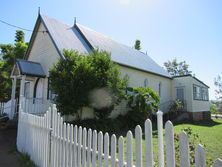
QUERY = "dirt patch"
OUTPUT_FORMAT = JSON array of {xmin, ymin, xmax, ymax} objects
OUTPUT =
[{"xmin": 0, "ymin": 124, "xmax": 21, "ymax": 167}]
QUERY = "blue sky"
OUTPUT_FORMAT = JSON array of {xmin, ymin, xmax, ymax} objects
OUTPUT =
[{"xmin": 0, "ymin": 0, "xmax": 221, "ymax": 100}]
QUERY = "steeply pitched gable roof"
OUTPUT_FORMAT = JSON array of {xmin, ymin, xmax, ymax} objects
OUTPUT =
[{"xmin": 27, "ymin": 14, "xmax": 171, "ymax": 78}]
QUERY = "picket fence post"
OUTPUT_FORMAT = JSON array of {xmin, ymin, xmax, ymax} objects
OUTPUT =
[
  {"xmin": 179, "ymin": 131, "xmax": 190, "ymax": 167},
  {"xmin": 111, "ymin": 134, "xmax": 117, "ymax": 167},
  {"xmin": 145, "ymin": 119, "xmax": 153, "ymax": 167},
  {"xmin": 165, "ymin": 121, "xmax": 175, "ymax": 167},
  {"xmin": 195, "ymin": 144, "xmax": 206, "ymax": 167},
  {"xmin": 157, "ymin": 110, "xmax": 164, "ymax": 167},
  {"xmin": 104, "ymin": 133, "xmax": 109, "ymax": 167},
  {"xmin": 135, "ymin": 125, "xmax": 142, "ymax": 167},
  {"xmin": 213, "ymin": 158, "xmax": 222, "ymax": 167},
  {"xmin": 118, "ymin": 136, "xmax": 124, "ymax": 167},
  {"xmin": 126, "ymin": 131, "xmax": 133, "ymax": 167}
]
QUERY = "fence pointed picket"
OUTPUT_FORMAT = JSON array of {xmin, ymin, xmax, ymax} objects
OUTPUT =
[
  {"xmin": 195, "ymin": 144, "xmax": 206, "ymax": 167},
  {"xmin": 62, "ymin": 123, "xmax": 67, "ymax": 167},
  {"xmin": 82, "ymin": 128, "xmax": 87, "ymax": 167},
  {"xmin": 111, "ymin": 134, "xmax": 117, "ymax": 167},
  {"xmin": 73, "ymin": 125, "xmax": 78, "ymax": 167},
  {"xmin": 51, "ymin": 107, "xmax": 55, "ymax": 167},
  {"xmin": 66, "ymin": 124, "xmax": 70, "ymax": 167},
  {"xmin": 118, "ymin": 136, "xmax": 124, "ymax": 167},
  {"xmin": 98, "ymin": 131, "xmax": 103, "ymax": 167},
  {"xmin": 126, "ymin": 131, "xmax": 133, "ymax": 167},
  {"xmin": 213, "ymin": 158, "xmax": 222, "ymax": 167},
  {"xmin": 179, "ymin": 131, "xmax": 190, "ymax": 167},
  {"xmin": 47, "ymin": 109, "xmax": 51, "ymax": 167},
  {"xmin": 145, "ymin": 119, "xmax": 153, "ymax": 167},
  {"xmin": 104, "ymin": 133, "xmax": 109, "ymax": 167},
  {"xmin": 78, "ymin": 126, "xmax": 83, "ymax": 167},
  {"xmin": 136, "ymin": 125, "xmax": 142, "ymax": 167},
  {"xmin": 157, "ymin": 110, "xmax": 164, "ymax": 167},
  {"xmin": 92, "ymin": 130, "xmax": 97, "ymax": 167},
  {"xmin": 70, "ymin": 124, "xmax": 74, "ymax": 167},
  {"xmin": 43, "ymin": 114, "xmax": 46, "ymax": 167},
  {"xmin": 87, "ymin": 129, "xmax": 92, "ymax": 167},
  {"xmin": 59, "ymin": 117, "xmax": 64, "ymax": 167},
  {"xmin": 165, "ymin": 121, "xmax": 175, "ymax": 167},
  {"xmin": 56, "ymin": 112, "xmax": 60, "ymax": 167}
]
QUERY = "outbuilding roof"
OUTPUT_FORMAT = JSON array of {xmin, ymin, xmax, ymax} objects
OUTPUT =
[
  {"xmin": 16, "ymin": 59, "xmax": 46, "ymax": 78},
  {"xmin": 30, "ymin": 15, "xmax": 171, "ymax": 78}
]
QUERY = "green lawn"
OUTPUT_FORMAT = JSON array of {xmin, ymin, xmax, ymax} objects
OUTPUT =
[
  {"xmin": 173, "ymin": 119, "xmax": 222, "ymax": 161},
  {"xmin": 123, "ymin": 119, "xmax": 222, "ymax": 166}
]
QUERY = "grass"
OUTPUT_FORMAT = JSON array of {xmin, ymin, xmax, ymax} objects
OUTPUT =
[
  {"xmin": 17, "ymin": 153, "xmax": 36, "ymax": 167},
  {"xmin": 122, "ymin": 119, "xmax": 222, "ymax": 166},
  {"xmin": 173, "ymin": 119, "xmax": 222, "ymax": 161}
]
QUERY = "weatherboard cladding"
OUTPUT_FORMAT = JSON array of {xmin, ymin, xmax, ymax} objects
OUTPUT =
[
  {"xmin": 16, "ymin": 59, "xmax": 46, "ymax": 78},
  {"xmin": 41, "ymin": 15, "xmax": 170, "ymax": 78}
]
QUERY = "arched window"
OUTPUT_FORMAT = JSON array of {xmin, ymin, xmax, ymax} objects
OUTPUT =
[
  {"xmin": 158, "ymin": 81, "xmax": 162, "ymax": 96},
  {"xmin": 144, "ymin": 78, "xmax": 148, "ymax": 87},
  {"xmin": 34, "ymin": 78, "xmax": 44, "ymax": 99}
]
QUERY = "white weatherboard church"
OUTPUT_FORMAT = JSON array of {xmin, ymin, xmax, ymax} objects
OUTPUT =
[{"xmin": 10, "ymin": 14, "xmax": 210, "ymax": 121}]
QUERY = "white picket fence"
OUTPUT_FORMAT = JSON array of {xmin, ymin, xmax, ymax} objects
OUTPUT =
[{"xmin": 17, "ymin": 104, "xmax": 222, "ymax": 167}]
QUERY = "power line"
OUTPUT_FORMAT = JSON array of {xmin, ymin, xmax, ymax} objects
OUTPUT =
[{"xmin": 0, "ymin": 19, "xmax": 47, "ymax": 33}]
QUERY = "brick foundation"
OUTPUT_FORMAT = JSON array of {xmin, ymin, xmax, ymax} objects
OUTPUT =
[{"xmin": 188, "ymin": 111, "xmax": 211, "ymax": 121}]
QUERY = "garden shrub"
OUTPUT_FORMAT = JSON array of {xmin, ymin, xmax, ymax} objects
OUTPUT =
[
  {"xmin": 126, "ymin": 87, "xmax": 160, "ymax": 126},
  {"xmin": 49, "ymin": 49, "xmax": 127, "ymax": 119}
]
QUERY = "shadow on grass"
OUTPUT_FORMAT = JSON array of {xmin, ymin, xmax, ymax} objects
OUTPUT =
[{"xmin": 173, "ymin": 119, "xmax": 222, "ymax": 127}]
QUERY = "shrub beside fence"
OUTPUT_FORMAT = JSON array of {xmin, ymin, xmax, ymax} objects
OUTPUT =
[{"xmin": 17, "ymin": 102, "xmax": 222, "ymax": 167}]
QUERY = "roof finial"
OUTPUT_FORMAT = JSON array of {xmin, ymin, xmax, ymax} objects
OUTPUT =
[
  {"xmin": 38, "ymin": 7, "xmax": 41, "ymax": 15},
  {"xmin": 74, "ymin": 17, "xmax": 77, "ymax": 25}
]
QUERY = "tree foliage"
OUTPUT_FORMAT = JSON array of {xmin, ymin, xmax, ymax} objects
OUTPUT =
[
  {"xmin": 0, "ymin": 30, "xmax": 28, "ymax": 102},
  {"xmin": 134, "ymin": 39, "xmax": 141, "ymax": 50},
  {"xmin": 215, "ymin": 74, "xmax": 222, "ymax": 100},
  {"xmin": 164, "ymin": 58, "xmax": 192, "ymax": 76},
  {"xmin": 49, "ymin": 50, "xmax": 128, "ymax": 119}
]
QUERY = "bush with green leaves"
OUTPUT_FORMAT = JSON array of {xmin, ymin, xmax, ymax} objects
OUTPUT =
[
  {"xmin": 49, "ymin": 49, "xmax": 127, "ymax": 119},
  {"xmin": 169, "ymin": 100, "xmax": 184, "ymax": 113},
  {"xmin": 126, "ymin": 87, "xmax": 160, "ymax": 126}
]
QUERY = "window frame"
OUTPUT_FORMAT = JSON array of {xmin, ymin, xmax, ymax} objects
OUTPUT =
[
  {"xmin": 193, "ymin": 84, "xmax": 209, "ymax": 101},
  {"xmin": 144, "ymin": 78, "xmax": 148, "ymax": 87}
]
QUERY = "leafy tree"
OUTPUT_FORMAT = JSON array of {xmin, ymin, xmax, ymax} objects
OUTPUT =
[
  {"xmin": 0, "ymin": 30, "xmax": 28, "ymax": 102},
  {"xmin": 215, "ymin": 74, "xmax": 222, "ymax": 100},
  {"xmin": 164, "ymin": 58, "xmax": 192, "ymax": 76},
  {"xmin": 210, "ymin": 103, "xmax": 217, "ymax": 114},
  {"xmin": 134, "ymin": 39, "xmax": 141, "ymax": 50},
  {"xmin": 49, "ymin": 49, "xmax": 128, "ymax": 119},
  {"xmin": 15, "ymin": 30, "xmax": 25, "ymax": 43}
]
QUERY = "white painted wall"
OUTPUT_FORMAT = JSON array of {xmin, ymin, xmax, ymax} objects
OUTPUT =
[
  {"xmin": 27, "ymin": 22, "xmax": 61, "ymax": 100},
  {"xmin": 172, "ymin": 77, "xmax": 193, "ymax": 112},
  {"xmin": 172, "ymin": 76, "xmax": 210, "ymax": 112},
  {"xmin": 191, "ymin": 78, "xmax": 210, "ymax": 112},
  {"xmin": 120, "ymin": 66, "xmax": 173, "ymax": 112}
]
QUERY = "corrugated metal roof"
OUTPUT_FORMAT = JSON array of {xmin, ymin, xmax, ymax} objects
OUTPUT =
[
  {"xmin": 16, "ymin": 59, "xmax": 46, "ymax": 78},
  {"xmin": 41, "ymin": 15, "xmax": 170, "ymax": 78},
  {"xmin": 41, "ymin": 15, "xmax": 91, "ymax": 57},
  {"xmin": 76, "ymin": 24, "xmax": 170, "ymax": 78}
]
